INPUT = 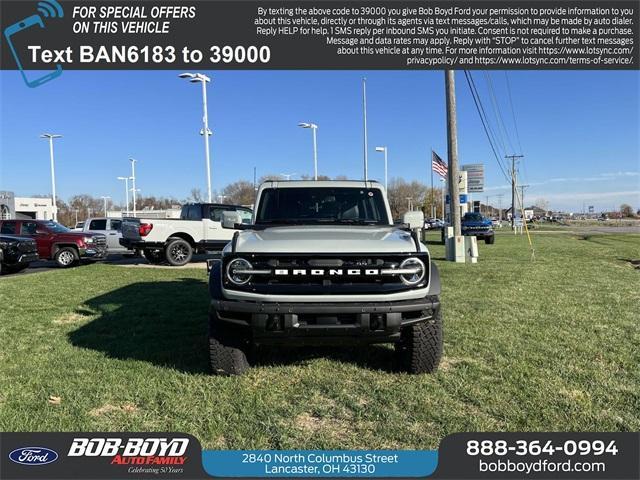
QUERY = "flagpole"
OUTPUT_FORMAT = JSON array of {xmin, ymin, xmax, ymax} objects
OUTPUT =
[{"xmin": 430, "ymin": 150, "xmax": 435, "ymax": 218}]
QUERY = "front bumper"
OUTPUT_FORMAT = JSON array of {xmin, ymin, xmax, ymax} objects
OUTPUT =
[
  {"xmin": 210, "ymin": 296, "xmax": 440, "ymax": 346},
  {"xmin": 462, "ymin": 229, "xmax": 494, "ymax": 239},
  {"xmin": 79, "ymin": 246, "xmax": 108, "ymax": 259},
  {"xmin": 17, "ymin": 252, "xmax": 39, "ymax": 263}
]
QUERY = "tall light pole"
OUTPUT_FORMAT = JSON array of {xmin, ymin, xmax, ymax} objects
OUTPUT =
[
  {"xmin": 298, "ymin": 123, "xmax": 318, "ymax": 180},
  {"xmin": 100, "ymin": 196, "xmax": 111, "ymax": 217},
  {"xmin": 375, "ymin": 146, "xmax": 388, "ymax": 192},
  {"xmin": 117, "ymin": 176, "xmax": 131, "ymax": 215},
  {"xmin": 406, "ymin": 197, "xmax": 413, "ymax": 211},
  {"xmin": 362, "ymin": 77, "xmax": 369, "ymax": 181},
  {"xmin": 129, "ymin": 158, "xmax": 138, "ymax": 217},
  {"xmin": 40, "ymin": 133, "xmax": 62, "ymax": 221},
  {"xmin": 179, "ymin": 72, "xmax": 213, "ymax": 203}
]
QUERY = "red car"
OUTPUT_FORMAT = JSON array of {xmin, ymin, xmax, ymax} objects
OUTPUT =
[{"xmin": 0, "ymin": 219, "xmax": 107, "ymax": 268}]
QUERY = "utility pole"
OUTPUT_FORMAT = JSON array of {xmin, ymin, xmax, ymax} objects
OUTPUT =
[
  {"xmin": 505, "ymin": 154, "xmax": 524, "ymax": 227},
  {"xmin": 519, "ymin": 185, "xmax": 529, "ymax": 218},
  {"xmin": 445, "ymin": 71, "xmax": 461, "ymax": 236},
  {"xmin": 253, "ymin": 166, "xmax": 257, "ymax": 191}
]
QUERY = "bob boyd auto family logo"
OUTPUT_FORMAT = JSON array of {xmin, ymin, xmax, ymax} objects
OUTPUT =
[{"xmin": 68, "ymin": 437, "xmax": 189, "ymax": 467}]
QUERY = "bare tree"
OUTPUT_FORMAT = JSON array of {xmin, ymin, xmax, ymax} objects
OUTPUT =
[
  {"xmin": 620, "ymin": 204, "xmax": 633, "ymax": 217},
  {"xmin": 387, "ymin": 178, "xmax": 428, "ymax": 220},
  {"xmin": 222, "ymin": 180, "xmax": 257, "ymax": 206}
]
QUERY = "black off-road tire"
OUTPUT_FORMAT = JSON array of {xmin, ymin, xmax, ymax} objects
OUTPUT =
[
  {"xmin": 55, "ymin": 247, "xmax": 79, "ymax": 268},
  {"xmin": 143, "ymin": 249, "xmax": 165, "ymax": 264},
  {"xmin": 485, "ymin": 235, "xmax": 495, "ymax": 245},
  {"xmin": 3, "ymin": 263, "xmax": 28, "ymax": 274},
  {"xmin": 396, "ymin": 307, "xmax": 443, "ymax": 374},
  {"xmin": 164, "ymin": 238, "xmax": 193, "ymax": 266},
  {"xmin": 208, "ymin": 318, "xmax": 251, "ymax": 375}
]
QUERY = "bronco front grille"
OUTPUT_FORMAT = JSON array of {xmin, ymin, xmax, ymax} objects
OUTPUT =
[{"xmin": 222, "ymin": 253, "xmax": 430, "ymax": 295}]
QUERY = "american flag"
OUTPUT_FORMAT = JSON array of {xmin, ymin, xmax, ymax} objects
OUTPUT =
[{"xmin": 431, "ymin": 151, "xmax": 448, "ymax": 177}]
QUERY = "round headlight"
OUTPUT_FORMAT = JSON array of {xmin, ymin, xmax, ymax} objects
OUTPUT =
[
  {"xmin": 226, "ymin": 258, "xmax": 253, "ymax": 285},
  {"xmin": 399, "ymin": 257, "xmax": 426, "ymax": 286}
]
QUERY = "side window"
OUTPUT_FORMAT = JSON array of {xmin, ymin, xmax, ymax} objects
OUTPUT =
[
  {"xmin": 21, "ymin": 222, "xmax": 37, "ymax": 235},
  {"xmin": 89, "ymin": 219, "xmax": 107, "ymax": 230},
  {"xmin": 210, "ymin": 208, "xmax": 225, "ymax": 222},
  {"xmin": 237, "ymin": 209, "xmax": 253, "ymax": 224},
  {"xmin": 189, "ymin": 206, "xmax": 201, "ymax": 220},
  {"xmin": 109, "ymin": 220, "xmax": 122, "ymax": 231},
  {"xmin": 0, "ymin": 222, "xmax": 16, "ymax": 234}
]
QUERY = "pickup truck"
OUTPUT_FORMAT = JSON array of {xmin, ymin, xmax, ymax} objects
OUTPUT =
[
  {"xmin": 461, "ymin": 212, "xmax": 495, "ymax": 244},
  {"xmin": 207, "ymin": 180, "xmax": 443, "ymax": 375},
  {"xmin": 0, "ymin": 234, "xmax": 39, "ymax": 274},
  {"xmin": 77, "ymin": 217, "xmax": 127, "ymax": 254},
  {"xmin": 120, "ymin": 203, "xmax": 252, "ymax": 266},
  {"xmin": 0, "ymin": 219, "xmax": 107, "ymax": 267}
]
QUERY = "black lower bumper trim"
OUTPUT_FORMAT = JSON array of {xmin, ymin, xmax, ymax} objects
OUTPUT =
[{"xmin": 210, "ymin": 296, "xmax": 440, "ymax": 346}]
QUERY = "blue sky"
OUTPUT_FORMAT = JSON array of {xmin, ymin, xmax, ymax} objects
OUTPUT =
[{"xmin": 1, "ymin": 70, "xmax": 638, "ymax": 212}]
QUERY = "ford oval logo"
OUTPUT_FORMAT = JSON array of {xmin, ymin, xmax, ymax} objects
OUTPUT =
[{"xmin": 9, "ymin": 447, "xmax": 59, "ymax": 466}]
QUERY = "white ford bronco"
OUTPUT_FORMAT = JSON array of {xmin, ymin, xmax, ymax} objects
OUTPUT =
[{"xmin": 207, "ymin": 180, "xmax": 443, "ymax": 374}]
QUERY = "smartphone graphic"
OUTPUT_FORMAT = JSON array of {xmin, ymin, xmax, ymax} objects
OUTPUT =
[{"xmin": 4, "ymin": 14, "xmax": 62, "ymax": 88}]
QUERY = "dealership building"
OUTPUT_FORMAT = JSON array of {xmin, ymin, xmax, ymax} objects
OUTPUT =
[{"xmin": 0, "ymin": 191, "xmax": 56, "ymax": 220}]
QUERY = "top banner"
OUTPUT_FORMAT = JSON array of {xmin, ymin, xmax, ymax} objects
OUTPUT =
[{"xmin": 1, "ymin": 0, "xmax": 638, "ymax": 71}]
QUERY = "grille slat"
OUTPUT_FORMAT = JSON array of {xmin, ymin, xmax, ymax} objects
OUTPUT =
[{"xmin": 224, "ymin": 253, "xmax": 429, "ymax": 295}]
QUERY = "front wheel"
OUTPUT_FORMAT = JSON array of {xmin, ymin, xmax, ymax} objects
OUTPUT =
[
  {"xmin": 164, "ymin": 238, "xmax": 193, "ymax": 266},
  {"xmin": 208, "ymin": 319, "xmax": 251, "ymax": 375},
  {"xmin": 395, "ymin": 307, "xmax": 443, "ymax": 374},
  {"xmin": 55, "ymin": 247, "xmax": 78, "ymax": 268}
]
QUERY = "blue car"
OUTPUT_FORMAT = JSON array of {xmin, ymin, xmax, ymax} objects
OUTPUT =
[{"xmin": 461, "ymin": 212, "xmax": 495, "ymax": 244}]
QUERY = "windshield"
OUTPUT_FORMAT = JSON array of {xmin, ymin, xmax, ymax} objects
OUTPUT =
[
  {"xmin": 463, "ymin": 213, "xmax": 484, "ymax": 222},
  {"xmin": 43, "ymin": 221, "xmax": 71, "ymax": 233},
  {"xmin": 256, "ymin": 187, "xmax": 390, "ymax": 225}
]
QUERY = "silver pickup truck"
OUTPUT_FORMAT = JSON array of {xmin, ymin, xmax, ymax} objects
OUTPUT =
[
  {"xmin": 207, "ymin": 180, "xmax": 443, "ymax": 375},
  {"xmin": 120, "ymin": 203, "xmax": 252, "ymax": 266}
]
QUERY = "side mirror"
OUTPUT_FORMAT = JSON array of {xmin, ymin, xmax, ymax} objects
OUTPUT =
[
  {"xmin": 222, "ymin": 211, "xmax": 242, "ymax": 229},
  {"xmin": 402, "ymin": 210, "xmax": 424, "ymax": 230}
]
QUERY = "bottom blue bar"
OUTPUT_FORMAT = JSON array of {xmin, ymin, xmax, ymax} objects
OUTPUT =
[{"xmin": 202, "ymin": 450, "xmax": 438, "ymax": 477}]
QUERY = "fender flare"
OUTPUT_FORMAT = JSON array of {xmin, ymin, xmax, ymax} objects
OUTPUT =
[
  {"xmin": 208, "ymin": 259, "xmax": 224, "ymax": 300},
  {"xmin": 427, "ymin": 262, "xmax": 441, "ymax": 296}
]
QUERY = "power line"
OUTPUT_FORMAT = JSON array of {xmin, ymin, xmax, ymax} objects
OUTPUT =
[
  {"xmin": 484, "ymin": 71, "xmax": 515, "ymax": 155},
  {"xmin": 463, "ymin": 70, "xmax": 510, "ymax": 183},
  {"xmin": 504, "ymin": 72, "xmax": 523, "ymax": 155}
]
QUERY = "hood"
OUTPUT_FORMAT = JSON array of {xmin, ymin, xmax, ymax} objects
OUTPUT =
[
  {"xmin": 234, "ymin": 226, "xmax": 418, "ymax": 253},
  {"xmin": 462, "ymin": 219, "xmax": 491, "ymax": 227},
  {"xmin": 59, "ymin": 231, "xmax": 102, "ymax": 238},
  {"xmin": 0, "ymin": 235, "xmax": 34, "ymax": 244}
]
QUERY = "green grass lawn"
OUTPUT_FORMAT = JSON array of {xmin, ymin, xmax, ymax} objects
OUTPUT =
[{"xmin": 1, "ymin": 232, "xmax": 638, "ymax": 449}]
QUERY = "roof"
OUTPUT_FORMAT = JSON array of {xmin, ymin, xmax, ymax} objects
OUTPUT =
[{"xmin": 259, "ymin": 180, "xmax": 384, "ymax": 189}]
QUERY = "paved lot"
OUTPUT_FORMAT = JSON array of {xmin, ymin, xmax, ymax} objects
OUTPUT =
[{"xmin": 2, "ymin": 253, "xmax": 217, "ymax": 277}]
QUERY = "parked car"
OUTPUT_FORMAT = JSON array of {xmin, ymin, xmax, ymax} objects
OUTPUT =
[
  {"xmin": 0, "ymin": 219, "xmax": 107, "ymax": 268},
  {"xmin": 0, "ymin": 235, "xmax": 39, "ymax": 274},
  {"xmin": 72, "ymin": 221, "xmax": 85, "ymax": 231},
  {"xmin": 207, "ymin": 180, "xmax": 442, "ymax": 375},
  {"xmin": 461, "ymin": 212, "xmax": 495, "ymax": 244},
  {"xmin": 424, "ymin": 218, "xmax": 445, "ymax": 230},
  {"xmin": 120, "ymin": 203, "xmax": 252, "ymax": 266},
  {"xmin": 77, "ymin": 217, "xmax": 127, "ymax": 254}
]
